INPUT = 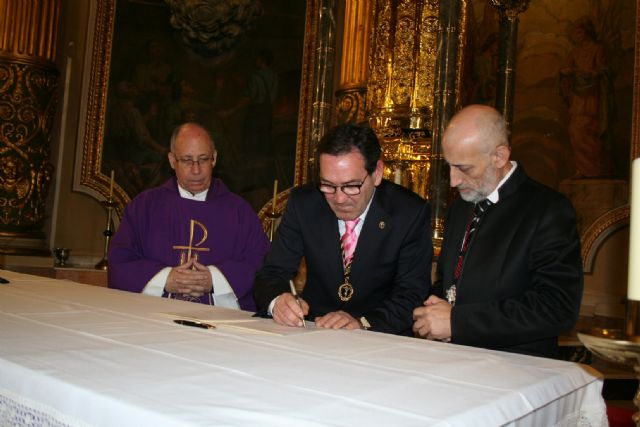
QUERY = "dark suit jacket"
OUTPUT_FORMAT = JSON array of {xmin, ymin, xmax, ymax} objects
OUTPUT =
[
  {"xmin": 435, "ymin": 166, "xmax": 583, "ymax": 358},
  {"xmin": 254, "ymin": 179, "xmax": 433, "ymax": 336}
]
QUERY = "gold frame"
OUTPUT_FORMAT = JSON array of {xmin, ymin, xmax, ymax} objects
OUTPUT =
[{"xmin": 76, "ymin": 0, "xmax": 320, "ymax": 216}]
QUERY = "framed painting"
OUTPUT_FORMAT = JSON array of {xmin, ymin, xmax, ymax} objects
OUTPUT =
[{"xmin": 75, "ymin": 0, "xmax": 320, "ymax": 215}]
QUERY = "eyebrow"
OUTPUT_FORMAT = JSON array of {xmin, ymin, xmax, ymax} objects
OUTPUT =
[
  {"xmin": 447, "ymin": 163, "xmax": 471, "ymax": 170},
  {"xmin": 319, "ymin": 177, "xmax": 363, "ymax": 185}
]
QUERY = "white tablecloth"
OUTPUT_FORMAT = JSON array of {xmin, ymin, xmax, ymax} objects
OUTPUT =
[{"xmin": 0, "ymin": 270, "xmax": 608, "ymax": 426}]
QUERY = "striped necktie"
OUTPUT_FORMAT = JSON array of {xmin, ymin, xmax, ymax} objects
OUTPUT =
[
  {"xmin": 341, "ymin": 218, "xmax": 360, "ymax": 267},
  {"xmin": 447, "ymin": 199, "xmax": 493, "ymax": 305}
]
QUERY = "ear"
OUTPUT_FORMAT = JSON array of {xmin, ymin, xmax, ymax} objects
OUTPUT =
[
  {"xmin": 211, "ymin": 150, "xmax": 218, "ymax": 168},
  {"xmin": 168, "ymin": 152, "xmax": 177, "ymax": 170},
  {"xmin": 373, "ymin": 159, "xmax": 384, "ymax": 186},
  {"xmin": 492, "ymin": 145, "xmax": 510, "ymax": 168}
]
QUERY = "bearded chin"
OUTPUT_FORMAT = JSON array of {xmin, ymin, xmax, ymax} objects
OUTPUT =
[{"xmin": 459, "ymin": 190, "xmax": 485, "ymax": 203}]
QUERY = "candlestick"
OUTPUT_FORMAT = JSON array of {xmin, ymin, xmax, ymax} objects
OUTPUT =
[
  {"xmin": 108, "ymin": 170, "xmax": 114, "ymax": 200},
  {"xmin": 95, "ymin": 199, "xmax": 115, "ymax": 271},
  {"xmin": 272, "ymin": 179, "xmax": 278, "ymax": 213},
  {"xmin": 629, "ymin": 158, "xmax": 640, "ymax": 300}
]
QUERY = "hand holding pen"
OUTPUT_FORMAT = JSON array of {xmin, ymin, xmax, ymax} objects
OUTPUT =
[
  {"xmin": 271, "ymin": 280, "xmax": 309, "ymax": 328},
  {"xmin": 289, "ymin": 280, "xmax": 306, "ymax": 328}
]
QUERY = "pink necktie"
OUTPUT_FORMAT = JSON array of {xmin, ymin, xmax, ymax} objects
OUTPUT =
[{"xmin": 341, "ymin": 218, "xmax": 360, "ymax": 267}]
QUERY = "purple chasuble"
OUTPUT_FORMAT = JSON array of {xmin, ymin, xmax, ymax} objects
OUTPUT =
[{"xmin": 108, "ymin": 177, "xmax": 270, "ymax": 311}]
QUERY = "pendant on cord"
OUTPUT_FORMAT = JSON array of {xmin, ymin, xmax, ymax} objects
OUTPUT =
[
  {"xmin": 446, "ymin": 285, "xmax": 457, "ymax": 307},
  {"xmin": 338, "ymin": 279, "xmax": 354, "ymax": 302}
]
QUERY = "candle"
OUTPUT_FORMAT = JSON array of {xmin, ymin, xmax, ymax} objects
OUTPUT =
[
  {"xmin": 272, "ymin": 179, "xmax": 278, "ymax": 213},
  {"xmin": 629, "ymin": 158, "xmax": 640, "ymax": 300},
  {"xmin": 108, "ymin": 170, "xmax": 114, "ymax": 200},
  {"xmin": 394, "ymin": 165, "xmax": 402, "ymax": 185}
]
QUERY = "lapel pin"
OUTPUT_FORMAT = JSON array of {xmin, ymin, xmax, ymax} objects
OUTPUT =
[{"xmin": 379, "ymin": 221, "xmax": 385, "ymax": 229}]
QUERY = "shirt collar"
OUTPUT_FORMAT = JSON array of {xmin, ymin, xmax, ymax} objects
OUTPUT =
[
  {"xmin": 338, "ymin": 188, "xmax": 375, "ymax": 236},
  {"xmin": 178, "ymin": 184, "xmax": 208, "ymax": 201},
  {"xmin": 486, "ymin": 161, "xmax": 517, "ymax": 204}
]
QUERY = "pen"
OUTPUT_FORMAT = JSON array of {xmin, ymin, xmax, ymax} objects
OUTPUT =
[
  {"xmin": 289, "ymin": 280, "xmax": 306, "ymax": 328},
  {"xmin": 173, "ymin": 319, "xmax": 216, "ymax": 330}
]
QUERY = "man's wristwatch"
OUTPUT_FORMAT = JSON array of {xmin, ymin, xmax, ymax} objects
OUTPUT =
[{"xmin": 359, "ymin": 316, "xmax": 371, "ymax": 330}]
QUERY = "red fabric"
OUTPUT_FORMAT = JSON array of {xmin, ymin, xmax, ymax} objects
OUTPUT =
[{"xmin": 606, "ymin": 405, "xmax": 635, "ymax": 427}]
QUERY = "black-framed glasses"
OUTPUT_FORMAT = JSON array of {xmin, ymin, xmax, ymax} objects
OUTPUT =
[
  {"xmin": 175, "ymin": 156, "xmax": 213, "ymax": 167},
  {"xmin": 319, "ymin": 174, "xmax": 369, "ymax": 195}
]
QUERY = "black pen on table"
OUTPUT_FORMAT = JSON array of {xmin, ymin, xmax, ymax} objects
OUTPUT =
[
  {"xmin": 173, "ymin": 319, "xmax": 216, "ymax": 330},
  {"xmin": 289, "ymin": 280, "xmax": 306, "ymax": 328}
]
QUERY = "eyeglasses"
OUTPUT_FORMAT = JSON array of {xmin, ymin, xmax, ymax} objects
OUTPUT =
[
  {"xmin": 319, "ymin": 174, "xmax": 369, "ymax": 196},
  {"xmin": 175, "ymin": 156, "xmax": 213, "ymax": 167}
]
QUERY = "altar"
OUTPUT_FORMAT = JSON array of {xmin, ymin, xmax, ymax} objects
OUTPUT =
[{"xmin": 0, "ymin": 270, "xmax": 607, "ymax": 426}]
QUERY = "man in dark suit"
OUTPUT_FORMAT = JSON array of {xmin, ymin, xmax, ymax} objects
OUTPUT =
[
  {"xmin": 412, "ymin": 105, "xmax": 583, "ymax": 358},
  {"xmin": 254, "ymin": 124, "xmax": 432, "ymax": 335}
]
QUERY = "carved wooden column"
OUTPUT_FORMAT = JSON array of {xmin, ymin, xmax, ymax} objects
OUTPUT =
[
  {"xmin": 0, "ymin": 0, "xmax": 60, "ymax": 255},
  {"xmin": 490, "ymin": 0, "xmax": 531, "ymax": 134},
  {"xmin": 429, "ymin": 0, "xmax": 464, "ymax": 251},
  {"xmin": 335, "ymin": 0, "xmax": 373, "ymax": 126},
  {"xmin": 309, "ymin": 0, "xmax": 338, "ymax": 179}
]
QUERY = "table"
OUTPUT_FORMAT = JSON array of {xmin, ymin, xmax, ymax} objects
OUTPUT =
[{"xmin": 0, "ymin": 270, "xmax": 608, "ymax": 426}]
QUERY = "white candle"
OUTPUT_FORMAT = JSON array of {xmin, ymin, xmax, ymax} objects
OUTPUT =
[
  {"xmin": 628, "ymin": 158, "xmax": 640, "ymax": 300},
  {"xmin": 108, "ymin": 170, "xmax": 114, "ymax": 200},
  {"xmin": 271, "ymin": 179, "xmax": 278, "ymax": 213},
  {"xmin": 394, "ymin": 165, "xmax": 402, "ymax": 185}
]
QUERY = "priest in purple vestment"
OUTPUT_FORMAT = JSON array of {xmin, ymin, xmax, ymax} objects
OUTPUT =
[{"xmin": 108, "ymin": 123, "xmax": 270, "ymax": 311}]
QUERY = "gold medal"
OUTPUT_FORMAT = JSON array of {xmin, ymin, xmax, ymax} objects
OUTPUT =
[{"xmin": 338, "ymin": 282, "xmax": 354, "ymax": 301}]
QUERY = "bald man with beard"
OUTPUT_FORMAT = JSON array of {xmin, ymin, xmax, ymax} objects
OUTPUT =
[{"xmin": 413, "ymin": 105, "xmax": 583, "ymax": 358}]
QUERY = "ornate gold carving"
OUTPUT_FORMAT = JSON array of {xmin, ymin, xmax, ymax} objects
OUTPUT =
[
  {"xmin": 381, "ymin": 130, "xmax": 431, "ymax": 199},
  {"xmin": 0, "ymin": 0, "xmax": 59, "ymax": 254},
  {"xmin": 0, "ymin": 61, "xmax": 56, "ymax": 234},
  {"xmin": 164, "ymin": 0, "xmax": 262, "ymax": 57},
  {"xmin": 368, "ymin": 0, "xmax": 439, "ymax": 129},
  {"xmin": 79, "ymin": 0, "xmax": 121, "ymax": 214},
  {"xmin": 364, "ymin": 0, "xmax": 445, "ymax": 201}
]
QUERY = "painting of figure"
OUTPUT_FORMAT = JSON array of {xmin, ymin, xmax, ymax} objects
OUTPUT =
[
  {"xmin": 560, "ymin": 17, "xmax": 614, "ymax": 179},
  {"xmin": 101, "ymin": 0, "xmax": 306, "ymax": 211}
]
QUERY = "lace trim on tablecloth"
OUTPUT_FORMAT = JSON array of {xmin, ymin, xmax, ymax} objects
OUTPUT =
[
  {"xmin": 556, "ymin": 402, "xmax": 610, "ymax": 427},
  {"xmin": 0, "ymin": 386, "xmax": 91, "ymax": 427}
]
